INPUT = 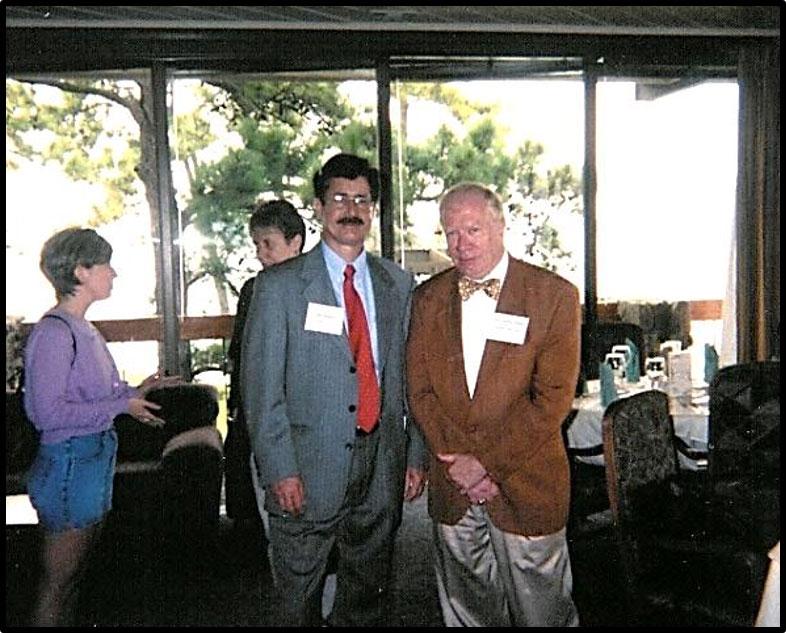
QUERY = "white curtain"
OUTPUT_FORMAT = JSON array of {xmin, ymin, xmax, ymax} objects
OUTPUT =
[{"xmin": 720, "ymin": 224, "xmax": 737, "ymax": 368}]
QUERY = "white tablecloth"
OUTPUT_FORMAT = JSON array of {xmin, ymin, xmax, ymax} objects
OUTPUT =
[{"xmin": 566, "ymin": 383, "xmax": 709, "ymax": 470}]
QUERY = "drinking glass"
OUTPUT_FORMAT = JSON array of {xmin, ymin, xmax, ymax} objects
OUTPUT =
[
  {"xmin": 605, "ymin": 352, "xmax": 627, "ymax": 386},
  {"xmin": 611, "ymin": 344, "xmax": 632, "ymax": 363},
  {"xmin": 659, "ymin": 340, "xmax": 682, "ymax": 374},
  {"xmin": 645, "ymin": 356, "xmax": 666, "ymax": 390}
]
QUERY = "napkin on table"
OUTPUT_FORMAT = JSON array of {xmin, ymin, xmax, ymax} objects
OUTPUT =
[
  {"xmin": 625, "ymin": 337, "xmax": 641, "ymax": 384},
  {"xmin": 704, "ymin": 344, "xmax": 719, "ymax": 385},
  {"xmin": 599, "ymin": 361, "xmax": 618, "ymax": 408}
]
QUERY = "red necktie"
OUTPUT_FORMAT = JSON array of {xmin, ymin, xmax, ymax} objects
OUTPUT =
[{"xmin": 343, "ymin": 265, "xmax": 380, "ymax": 432}]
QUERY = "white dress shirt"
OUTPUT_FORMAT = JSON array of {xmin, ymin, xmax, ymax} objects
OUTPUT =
[{"xmin": 461, "ymin": 254, "xmax": 509, "ymax": 398}]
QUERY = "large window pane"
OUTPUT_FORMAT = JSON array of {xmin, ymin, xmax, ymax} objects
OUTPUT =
[
  {"xmin": 6, "ymin": 73, "xmax": 161, "ymax": 383},
  {"xmin": 169, "ymin": 75, "xmax": 379, "ymax": 321},
  {"xmin": 168, "ymin": 74, "xmax": 378, "ymax": 433},
  {"xmin": 390, "ymin": 78, "xmax": 585, "ymax": 291},
  {"xmin": 595, "ymin": 80, "xmax": 738, "ymax": 362}
]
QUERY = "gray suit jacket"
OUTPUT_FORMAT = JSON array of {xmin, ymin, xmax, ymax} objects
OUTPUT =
[{"xmin": 242, "ymin": 244, "xmax": 427, "ymax": 521}]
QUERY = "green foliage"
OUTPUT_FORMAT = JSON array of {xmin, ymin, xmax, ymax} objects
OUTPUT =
[
  {"xmin": 7, "ymin": 75, "xmax": 581, "ymax": 302},
  {"xmin": 183, "ymin": 80, "xmax": 378, "ymax": 297},
  {"xmin": 174, "ymin": 112, "xmax": 213, "ymax": 159},
  {"xmin": 400, "ymin": 104, "xmax": 580, "ymax": 272},
  {"xmin": 190, "ymin": 342, "xmax": 227, "ymax": 373},
  {"xmin": 6, "ymin": 78, "xmax": 142, "ymax": 225},
  {"xmin": 211, "ymin": 80, "xmax": 353, "ymax": 138}
]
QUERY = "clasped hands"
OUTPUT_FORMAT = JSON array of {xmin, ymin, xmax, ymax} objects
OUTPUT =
[
  {"xmin": 437, "ymin": 453, "xmax": 500, "ymax": 505},
  {"xmin": 128, "ymin": 371, "xmax": 183, "ymax": 428}
]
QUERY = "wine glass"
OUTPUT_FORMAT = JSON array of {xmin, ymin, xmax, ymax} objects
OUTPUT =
[
  {"xmin": 659, "ymin": 340, "xmax": 682, "ymax": 375},
  {"xmin": 611, "ymin": 344, "xmax": 631, "ymax": 362},
  {"xmin": 605, "ymin": 352, "xmax": 626, "ymax": 387},
  {"xmin": 645, "ymin": 356, "xmax": 666, "ymax": 390},
  {"xmin": 611, "ymin": 344, "xmax": 632, "ymax": 380}
]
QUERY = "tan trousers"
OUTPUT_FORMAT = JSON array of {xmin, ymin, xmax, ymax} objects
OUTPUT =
[{"xmin": 433, "ymin": 504, "xmax": 579, "ymax": 627}]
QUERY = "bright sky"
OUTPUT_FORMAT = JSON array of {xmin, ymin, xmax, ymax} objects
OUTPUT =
[{"xmin": 388, "ymin": 78, "xmax": 738, "ymax": 303}]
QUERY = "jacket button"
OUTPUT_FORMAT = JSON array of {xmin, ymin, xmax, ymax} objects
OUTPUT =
[
  {"xmin": 349, "ymin": 366, "xmax": 357, "ymax": 373},
  {"xmin": 349, "ymin": 405, "xmax": 356, "ymax": 413}
]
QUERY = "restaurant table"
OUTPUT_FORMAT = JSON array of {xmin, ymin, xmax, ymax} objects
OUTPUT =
[
  {"xmin": 566, "ymin": 381, "xmax": 709, "ymax": 471},
  {"xmin": 754, "ymin": 541, "xmax": 780, "ymax": 627}
]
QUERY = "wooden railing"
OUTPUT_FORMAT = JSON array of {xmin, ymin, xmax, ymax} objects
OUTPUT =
[
  {"xmin": 16, "ymin": 301, "xmax": 722, "ymax": 344},
  {"xmin": 596, "ymin": 300, "xmax": 722, "ymax": 322},
  {"xmin": 18, "ymin": 315, "xmax": 235, "ymax": 343}
]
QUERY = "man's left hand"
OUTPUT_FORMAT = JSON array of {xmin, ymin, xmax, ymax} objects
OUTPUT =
[
  {"xmin": 437, "ymin": 453, "xmax": 487, "ymax": 494},
  {"xmin": 465, "ymin": 475, "xmax": 500, "ymax": 505},
  {"xmin": 404, "ymin": 467, "xmax": 427, "ymax": 502}
]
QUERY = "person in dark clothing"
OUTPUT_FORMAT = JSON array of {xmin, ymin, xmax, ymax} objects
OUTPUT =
[{"xmin": 226, "ymin": 200, "xmax": 305, "ymax": 534}]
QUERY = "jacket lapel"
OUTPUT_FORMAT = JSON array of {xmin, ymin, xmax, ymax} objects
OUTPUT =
[
  {"xmin": 300, "ymin": 246, "xmax": 352, "ymax": 361},
  {"xmin": 472, "ymin": 259, "xmax": 531, "ymax": 401},
  {"xmin": 368, "ymin": 256, "xmax": 394, "ymax": 377},
  {"xmin": 442, "ymin": 269, "xmax": 472, "ymax": 408}
]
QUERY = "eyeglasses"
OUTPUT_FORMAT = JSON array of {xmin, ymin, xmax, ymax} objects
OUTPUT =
[{"xmin": 329, "ymin": 193, "xmax": 374, "ymax": 208}]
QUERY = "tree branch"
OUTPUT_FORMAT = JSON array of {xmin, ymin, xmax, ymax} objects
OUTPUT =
[{"xmin": 29, "ymin": 79, "xmax": 147, "ymax": 127}]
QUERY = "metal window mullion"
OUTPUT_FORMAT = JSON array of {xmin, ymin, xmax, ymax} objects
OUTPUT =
[
  {"xmin": 151, "ymin": 63, "xmax": 182, "ymax": 376},
  {"xmin": 583, "ymin": 64, "xmax": 598, "ymax": 331},
  {"xmin": 376, "ymin": 61, "xmax": 394, "ymax": 261}
]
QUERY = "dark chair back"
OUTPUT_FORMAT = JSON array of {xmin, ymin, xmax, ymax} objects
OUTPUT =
[
  {"xmin": 708, "ymin": 360, "xmax": 779, "ymax": 480},
  {"xmin": 708, "ymin": 360, "xmax": 779, "ymax": 548},
  {"xmin": 5, "ymin": 390, "xmax": 38, "ymax": 494},
  {"xmin": 602, "ymin": 389, "xmax": 770, "ymax": 625},
  {"xmin": 581, "ymin": 321, "xmax": 645, "ymax": 381},
  {"xmin": 602, "ymin": 391, "xmax": 676, "ymax": 540},
  {"xmin": 602, "ymin": 390, "xmax": 676, "ymax": 587},
  {"xmin": 114, "ymin": 383, "xmax": 219, "ymax": 461}
]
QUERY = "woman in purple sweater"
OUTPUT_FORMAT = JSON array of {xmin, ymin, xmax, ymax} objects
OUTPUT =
[{"xmin": 23, "ymin": 227, "xmax": 175, "ymax": 626}]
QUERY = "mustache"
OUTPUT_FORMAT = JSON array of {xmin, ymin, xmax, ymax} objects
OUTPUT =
[{"xmin": 337, "ymin": 216, "xmax": 365, "ymax": 226}]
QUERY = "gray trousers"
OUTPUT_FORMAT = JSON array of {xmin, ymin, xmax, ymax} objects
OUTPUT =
[
  {"xmin": 433, "ymin": 504, "xmax": 579, "ymax": 627},
  {"xmin": 251, "ymin": 455, "xmax": 337, "ymax": 620},
  {"xmin": 267, "ymin": 430, "xmax": 396, "ymax": 627}
]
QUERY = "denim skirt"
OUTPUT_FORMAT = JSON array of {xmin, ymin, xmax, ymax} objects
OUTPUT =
[{"xmin": 27, "ymin": 429, "xmax": 118, "ymax": 533}]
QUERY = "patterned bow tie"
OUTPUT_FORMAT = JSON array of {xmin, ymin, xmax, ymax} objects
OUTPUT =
[{"xmin": 458, "ymin": 277, "xmax": 501, "ymax": 301}]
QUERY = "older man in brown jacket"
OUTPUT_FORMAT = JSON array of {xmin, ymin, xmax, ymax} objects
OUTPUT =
[{"xmin": 406, "ymin": 183, "xmax": 581, "ymax": 627}]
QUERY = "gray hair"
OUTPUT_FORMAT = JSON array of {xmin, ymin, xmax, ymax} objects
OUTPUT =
[{"xmin": 439, "ymin": 183, "xmax": 505, "ymax": 225}]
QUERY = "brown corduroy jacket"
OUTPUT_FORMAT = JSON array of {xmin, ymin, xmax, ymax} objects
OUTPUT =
[{"xmin": 406, "ymin": 256, "xmax": 580, "ymax": 536}]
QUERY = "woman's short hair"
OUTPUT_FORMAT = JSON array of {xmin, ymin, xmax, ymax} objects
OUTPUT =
[
  {"xmin": 40, "ymin": 227, "xmax": 113, "ymax": 299},
  {"xmin": 249, "ymin": 199, "xmax": 306, "ymax": 251},
  {"xmin": 312, "ymin": 153, "xmax": 380, "ymax": 203}
]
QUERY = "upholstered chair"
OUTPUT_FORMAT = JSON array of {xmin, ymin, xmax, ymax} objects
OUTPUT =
[{"xmin": 602, "ymin": 390, "xmax": 768, "ymax": 625}]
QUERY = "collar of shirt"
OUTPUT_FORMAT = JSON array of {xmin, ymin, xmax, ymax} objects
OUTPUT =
[
  {"xmin": 461, "ymin": 252, "xmax": 509, "ymax": 303},
  {"xmin": 321, "ymin": 240, "xmax": 370, "ymax": 295},
  {"xmin": 480, "ymin": 252, "xmax": 509, "ymax": 286}
]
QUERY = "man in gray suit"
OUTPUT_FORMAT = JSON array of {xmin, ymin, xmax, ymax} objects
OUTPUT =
[{"xmin": 242, "ymin": 153, "xmax": 428, "ymax": 626}]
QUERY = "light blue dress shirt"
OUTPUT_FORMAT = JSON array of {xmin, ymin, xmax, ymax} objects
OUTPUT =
[{"xmin": 320, "ymin": 242, "xmax": 380, "ymax": 377}]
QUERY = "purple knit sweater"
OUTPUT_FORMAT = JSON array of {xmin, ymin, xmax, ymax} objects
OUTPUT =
[{"xmin": 23, "ymin": 308, "xmax": 138, "ymax": 444}]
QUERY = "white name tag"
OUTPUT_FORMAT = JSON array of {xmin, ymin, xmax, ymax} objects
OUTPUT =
[
  {"xmin": 487, "ymin": 312, "xmax": 529, "ymax": 345},
  {"xmin": 304, "ymin": 302, "xmax": 345, "ymax": 336}
]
